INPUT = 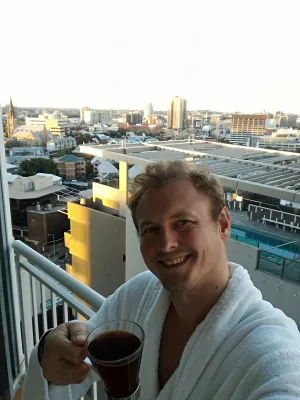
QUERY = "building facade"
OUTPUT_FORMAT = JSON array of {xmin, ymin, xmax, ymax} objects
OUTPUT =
[
  {"xmin": 123, "ymin": 112, "xmax": 143, "ymax": 125},
  {"xmin": 167, "ymin": 96, "xmax": 187, "ymax": 129},
  {"xmin": 56, "ymin": 154, "xmax": 87, "ymax": 179},
  {"xmin": 26, "ymin": 114, "xmax": 75, "ymax": 136},
  {"xmin": 84, "ymin": 111, "xmax": 101, "ymax": 126},
  {"xmin": 144, "ymin": 103, "xmax": 153, "ymax": 120},
  {"xmin": 64, "ymin": 191, "xmax": 125, "ymax": 297},
  {"xmin": 8, "ymin": 174, "xmax": 66, "ymax": 242},
  {"xmin": 80, "ymin": 107, "xmax": 91, "ymax": 122},
  {"xmin": 231, "ymin": 113, "xmax": 267, "ymax": 135}
]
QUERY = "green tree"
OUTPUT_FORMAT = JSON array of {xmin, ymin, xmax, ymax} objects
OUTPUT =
[
  {"xmin": 56, "ymin": 148, "xmax": 73, "ymax": 158},
  {"xmin": 82, "ymin": 134, "xmax": 93, "ymax": 144},
  {"xmin": 118, "ymin": 128, "xmax": 127, "ymax": 136},
  {"xmin": 86, "ymin": 161, "xmax": 94, "ymax": 179},
  {"xmin": 19, "ymin": 158, "xmax": 58, "ymax": 177},
  {"xmin": 108, "ymin": 130, "xmax": 121, "ymax": 138},
  {"xmin": 3, "ymin": 124, "xmax": 8, "ymax": 137}
]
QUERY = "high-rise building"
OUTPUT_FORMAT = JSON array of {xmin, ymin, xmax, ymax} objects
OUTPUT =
[
  {"xmin": 7, "ymin": 97, "xmax": 17, "ymax": 137},
  {"xmin": 279, "ymin": 114, "xmax": 298, "ymax": 129},
  {"xmin": 80, "ymin": 107, "xmax": 91, "ymax": 122},
  {"xmin": 144, "ymin": 103, "xmax": 153, "ymax": 120},
  {"xmin": 167, "ymin": 96, "xmax": 187, "ymax": 130},
  {"xmin": 84, "ymin": 110, "xmax": 101, "ymax": 125},
  {"xmin": 123, "ymin": 112, "xmax": 143, "ymax": 125}
]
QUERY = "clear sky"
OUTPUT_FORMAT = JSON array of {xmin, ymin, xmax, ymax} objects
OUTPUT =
[{"xmin": 1, "ymin": 0, "xmax": 300, "ymax": 113}]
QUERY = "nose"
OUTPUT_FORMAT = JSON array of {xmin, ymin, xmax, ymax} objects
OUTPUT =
[{"xmin": 159, "ymin": 227, "xmax": 179, "ymax": 253}]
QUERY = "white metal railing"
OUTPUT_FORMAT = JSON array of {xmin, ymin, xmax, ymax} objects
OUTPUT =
[{"xmin": 12, "ymin": 240, "xmax": 105, "ymax": 400}]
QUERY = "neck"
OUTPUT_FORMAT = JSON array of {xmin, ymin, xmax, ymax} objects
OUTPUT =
[{"xmin": 169, "ymin": 259, "xmax": 231, "ymax": 332}]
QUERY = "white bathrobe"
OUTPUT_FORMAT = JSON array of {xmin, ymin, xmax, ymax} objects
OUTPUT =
[{"xmin": 23, "ymin": 263, "xmax": 300, "ymax": 400}]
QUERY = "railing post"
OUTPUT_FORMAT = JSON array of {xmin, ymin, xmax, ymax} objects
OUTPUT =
[
  {"xmin": 281, "ymin": 257, "xmax": 285, "ymax": 280},
  {"xmin": 16, "ymin": 253, "xmax": 35, "ymax": 367}
]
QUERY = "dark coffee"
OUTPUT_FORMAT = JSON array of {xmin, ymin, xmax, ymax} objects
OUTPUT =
[{"xmin": 88, "ymin": 330, "xmax": 142, "ymax": 398}]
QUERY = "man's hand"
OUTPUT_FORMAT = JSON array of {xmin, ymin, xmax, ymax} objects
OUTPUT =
[{"xmin": 41, "ymin": 321, "xmax": 90, "ymax": 385}]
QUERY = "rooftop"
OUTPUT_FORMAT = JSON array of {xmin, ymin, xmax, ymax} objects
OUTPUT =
[
  {"xmin": 27, "ymin": 204, "xmax": 67, "ymax": 214},
  {"xmin": 57, "ymin": 154, "xmax": 85, "ymax": 163},
  {"xmin": 9, "ymin": 183, "xmax": 65, "ymax": 200},
  {"xmin": 36, "ymin": 173, "xmax": 62, "ymax": 183},
  {"xmin": 79, "ymin": 140, "xmax": 300, "ymax": 204},
  {"xmin": 6, "ymin": 162, "xmax": 18, "ymax": 170}
]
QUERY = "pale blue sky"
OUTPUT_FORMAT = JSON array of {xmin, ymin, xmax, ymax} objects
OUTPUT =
[{"xmin": 1, "ymin": 0, "xmax": 300, "ymax": 113}]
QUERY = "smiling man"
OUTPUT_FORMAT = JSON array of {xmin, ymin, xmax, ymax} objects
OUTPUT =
[{"xmin": 23, "ymin": 161, "xmax": 300, "ymax": 400}]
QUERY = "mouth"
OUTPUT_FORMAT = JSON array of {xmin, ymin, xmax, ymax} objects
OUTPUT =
[{"xmin": 158, "ymin": 254, "xmax": 191, "ymax": 268}]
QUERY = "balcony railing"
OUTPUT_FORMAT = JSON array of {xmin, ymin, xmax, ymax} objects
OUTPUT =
[
  {"xmin": 230, "ymin": 232, "xmax": 300, "ymax": 286},
  {"xmin": 11, "ymin": 240, "xmax": 105, "ymax": 400},
  {"xmin": 257, "ymin": 249, "xmax": 300, "ymax": 284}
]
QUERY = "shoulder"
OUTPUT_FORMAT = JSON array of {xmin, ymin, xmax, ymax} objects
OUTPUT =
[
  {"xmin": 115, "ymin": 270, "xmax": 159, "ymax": 303},
  {"xmin": 219, "ymin": 298, "xmax": 300, "ymax": 397}
]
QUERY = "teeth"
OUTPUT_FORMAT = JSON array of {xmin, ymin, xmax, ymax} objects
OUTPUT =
[{"xmin": 161, "ymin": 255, "xmax": 188, "ymax": 266}]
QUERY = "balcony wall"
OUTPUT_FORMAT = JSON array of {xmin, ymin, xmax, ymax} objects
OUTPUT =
[{"xmin": 226, "ymin": 240, "xmax": 300, "ymax": 325}]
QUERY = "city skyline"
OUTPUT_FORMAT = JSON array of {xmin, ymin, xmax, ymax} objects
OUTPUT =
[{"xmin": 2, "ymin": 0, "xmax": 300, "ymax": 113}]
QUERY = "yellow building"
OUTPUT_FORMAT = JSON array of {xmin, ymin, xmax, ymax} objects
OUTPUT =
[
  {"xmin": 64, "ymin": 162, "xmax": 128, "ymax": 297},
  {"xmin": 80, "ymin": 107, "xmax": 91, "ymax": 122},
  {"xmin": 231, "ymin": 113, "xmax": 267, "ymax": 135},
  {"xmin": 45, "ymin": 118, "xmax": 68, "ymax": 136}
]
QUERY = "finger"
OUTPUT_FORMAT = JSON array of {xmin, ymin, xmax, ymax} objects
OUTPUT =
[
  {"xmin": 45, "ymin": 359, "xmax": 90, "ymax": 386},
  {"xmin": 58, "ymin": 340, "xmax": 86, "ymax": 364},
  {"xmin": 70, "ymin": 362, "xmax": 91, "ymax": 384},
  {"xmin": 67, "ymin": 320, "xmax": 88, "ymax": 346}
]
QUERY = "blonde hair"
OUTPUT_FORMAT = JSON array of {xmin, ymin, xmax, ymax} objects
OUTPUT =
[{"xmin": 129, "ymin": 160, "xmax": 225, "ymax": 230}]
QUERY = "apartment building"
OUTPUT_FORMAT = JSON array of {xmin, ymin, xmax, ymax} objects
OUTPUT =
[
  {"xmin": 56, "ymin": 154, "xmax": 87, "ymax": 179},
  {"xmin": 64, "ymin": 188, "xmax": 125, "ymax": 297},
  {"xmin": 8, "ymin": 174, "xmax": 67, "ymax": 243}
]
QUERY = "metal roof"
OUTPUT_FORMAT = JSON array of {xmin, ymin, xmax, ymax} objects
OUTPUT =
[
  {"xmin": 79, "ymin": 140, "xmax": 300, "ymax": 203},
  {"xmin": 57, "ymin": 154, "xmax": 85, "ymax": 163}
]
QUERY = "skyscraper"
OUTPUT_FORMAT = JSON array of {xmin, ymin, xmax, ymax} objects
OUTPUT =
[
  {"xmin": 123, "ymin": 112, "xmax": 143, "ymax": 125},
  {"xmin": 167, "ymin": 96, "xmax": 187, "ymax": 130},
  {"xmin": 144, "ymin": 103, "xmax": 153, "ymax": 120},
  {"xmin": 80, "ymin": 107, "xmax": 91, "ymax": 122},
  {"xmin": 7, "ymin": 97, "xmax": 17, "ymax": 137},
  {"xmin": 84, "ymin": 110, "xmax": 101, "ymax": 125}
]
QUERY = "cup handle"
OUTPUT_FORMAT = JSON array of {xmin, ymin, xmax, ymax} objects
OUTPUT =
[
  {"xmin": 83, "ymin": 357, "xmax": 93, "ymax": 369},
  {"xmin": 83, "ymin": 357, "xmax": 100, "ymax": 381}
]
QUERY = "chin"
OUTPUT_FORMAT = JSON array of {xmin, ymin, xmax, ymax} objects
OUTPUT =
[{"xmin": 157, "ymin": 270, "xmax": 195, "ymax": 294}]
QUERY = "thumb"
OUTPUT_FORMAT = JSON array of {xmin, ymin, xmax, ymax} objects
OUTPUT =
[{"xmin": 67, "ymin": 320, "xmax": 88, "ymax": 346}]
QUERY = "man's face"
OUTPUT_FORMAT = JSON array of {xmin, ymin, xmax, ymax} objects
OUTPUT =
[{"xmin": 135, "ymin": 179, "xmax": 231, "ymax": 293}]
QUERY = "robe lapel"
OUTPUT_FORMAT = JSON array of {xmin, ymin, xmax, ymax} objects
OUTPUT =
[{"xmin": 139, "ymin": 285, "xmax": 171, "ymax": 400}]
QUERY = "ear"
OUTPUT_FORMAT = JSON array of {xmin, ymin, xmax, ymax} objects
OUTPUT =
[{"xmin": 218, "ymin": 207, "xmax": 231, "ymax": 240}]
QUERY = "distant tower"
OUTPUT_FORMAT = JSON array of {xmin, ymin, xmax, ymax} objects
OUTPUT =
[
  {"xmin": 167, "ymin": 96, "xmax": 187, "ymax": 130},
  {"xmin": 80, "ymin": 106, "xmax": 91, "ymax": 122},
  {"xmin": 144, "ymin": 103, "xmax": 153, "ymax": 120},
  {"xmin": 7, "ymin": 97, "xmax": 17, "ymax": 137}
]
